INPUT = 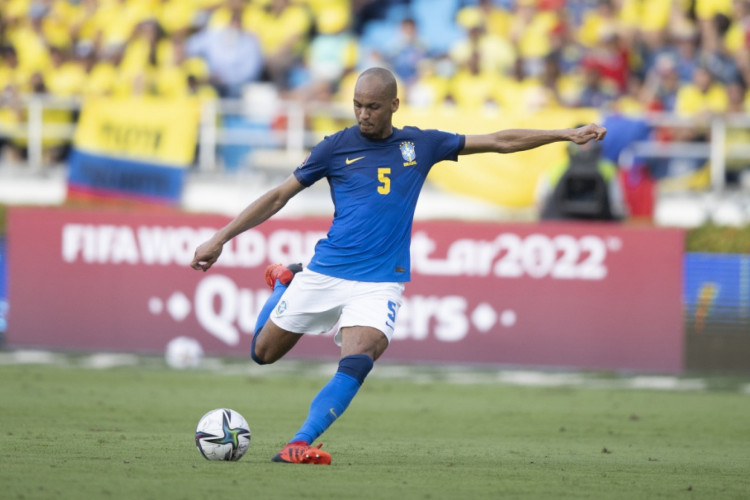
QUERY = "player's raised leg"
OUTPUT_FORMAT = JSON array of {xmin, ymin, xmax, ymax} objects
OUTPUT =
[{"xmin": 250, "ymin": 263, "xmax": 302, "ymax": 365}]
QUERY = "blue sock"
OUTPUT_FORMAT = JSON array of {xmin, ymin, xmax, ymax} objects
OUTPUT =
[
  {"xmin": 291, "ymin": 354, "xmax": 374, "ymax": 444},
  {"xmin": 251, "ymin": 281, "xmax": 287, "ymax": 364}
]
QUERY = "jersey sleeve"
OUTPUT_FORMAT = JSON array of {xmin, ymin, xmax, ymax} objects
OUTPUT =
[
  {"xmin": 293, "ymin": 137, "xmax": 334, "ymax": 187},
  {"xmin": 426, "ymin": 129, "xmax": 465, "ymax": 163}
]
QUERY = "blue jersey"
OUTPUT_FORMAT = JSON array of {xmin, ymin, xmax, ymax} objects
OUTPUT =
[{"xmin": 293, "ymin": 126, "xmax": 465, "ymax": 282}]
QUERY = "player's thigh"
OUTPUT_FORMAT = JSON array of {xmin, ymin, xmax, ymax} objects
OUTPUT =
[
  {"xmin": 336, "ymin": 281, "xmax": 404, "ymax": 361},
  {"xmin": 270, "ymin": 269, "xmax": 345, "ymax": 335},
  {"xmin": 337, "ymin": 281, "xmax": 404, "ymax": 344}
]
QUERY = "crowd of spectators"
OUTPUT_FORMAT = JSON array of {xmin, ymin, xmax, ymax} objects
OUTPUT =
[{"xmin": 0, "ymin": 0, "xmax": 749, "ymax": 167}]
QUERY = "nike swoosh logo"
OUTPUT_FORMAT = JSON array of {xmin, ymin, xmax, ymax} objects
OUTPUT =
[{"xmin": 345, "ymin": 156, "xmax": 365, "ymax": 165}]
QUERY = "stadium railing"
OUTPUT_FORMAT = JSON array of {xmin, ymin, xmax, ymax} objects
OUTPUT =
[{"xmin": 1, "ymin": 95, "xmax": 750, "ymax": 195}]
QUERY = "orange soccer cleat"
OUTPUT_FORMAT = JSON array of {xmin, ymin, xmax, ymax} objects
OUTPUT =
[
  {"xmin": 271, "ymin": 441, "xmax": 332, "ymax": 465},
  {"xmin": 264, "ymin": 263, "xmax": 303, "ymax": 289}
]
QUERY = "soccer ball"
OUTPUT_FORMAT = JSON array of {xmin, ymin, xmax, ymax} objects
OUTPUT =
[
  {"xmin": 195, "ymin": 408, "xmax": 251, "ymax": 461},
  {"xmin": 165, "ymin": 336, "xmax": 203, "ymax": 369}
]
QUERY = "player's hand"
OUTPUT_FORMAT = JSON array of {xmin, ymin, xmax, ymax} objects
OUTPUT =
[
  {"xmin": 569, "ymin": 123, "xmax": 607, "ymax": 145},
  {"xmin": 190, "ymin": 239, "xmax": 223, "ymax": 272}
]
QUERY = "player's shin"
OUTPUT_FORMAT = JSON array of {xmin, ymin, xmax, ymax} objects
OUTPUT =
[{"xmin": 291, "ymin": 354, "xmax": 374, "ymax": 444}]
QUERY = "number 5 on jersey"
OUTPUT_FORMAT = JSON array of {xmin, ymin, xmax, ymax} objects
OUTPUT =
[{"xmin": 377, "ymin": 168, "xmax": 391, "ymax": 195}]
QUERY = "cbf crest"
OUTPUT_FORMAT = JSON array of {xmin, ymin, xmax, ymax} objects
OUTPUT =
[{"xmin": 399, "ymin": 141, "xmax": 417, "ymax": 166}]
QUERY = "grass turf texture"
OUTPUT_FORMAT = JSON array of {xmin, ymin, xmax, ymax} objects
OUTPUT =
[{"xmin": 1, "ymin": 362, "xmax": 749, "ymax": 500}]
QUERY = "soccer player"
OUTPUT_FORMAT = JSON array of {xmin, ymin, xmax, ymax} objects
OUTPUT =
[{"xmin": 190, "ymin": 67, "xmax": 607, "ymax": 465}]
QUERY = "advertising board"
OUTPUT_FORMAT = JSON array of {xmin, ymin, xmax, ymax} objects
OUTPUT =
[{"xmin": 7, "ymin": 207, "xmax": 684, "ymax": 372}]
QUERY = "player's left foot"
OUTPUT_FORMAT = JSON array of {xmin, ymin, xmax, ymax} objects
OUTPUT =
[
  {"xmin": 264, "ymin": 263, "xmax": 303, "ymax": 289},
  {"xmin": 271, "ymin": 441, "xmax": 332, "ymax": 465}
]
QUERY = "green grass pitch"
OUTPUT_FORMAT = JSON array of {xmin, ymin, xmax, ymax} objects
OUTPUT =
[{"xmin": 1, "ymin": 357, "xmax": 749, "ymax": 500}]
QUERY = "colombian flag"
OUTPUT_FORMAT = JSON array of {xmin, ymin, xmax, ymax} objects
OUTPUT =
[{"xmin": 67, "ymin": 97, "xmax": 200, "ymax": 206}]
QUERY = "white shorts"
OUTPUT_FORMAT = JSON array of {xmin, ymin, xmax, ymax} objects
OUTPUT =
[{"xmin": 270, "ymin": 269, "xmax": 405, "ymax": 345}]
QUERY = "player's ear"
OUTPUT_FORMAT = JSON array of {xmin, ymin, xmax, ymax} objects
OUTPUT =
[{"xmin": 391, "ymin": 97, "xmax": 399, "ymax": 113}]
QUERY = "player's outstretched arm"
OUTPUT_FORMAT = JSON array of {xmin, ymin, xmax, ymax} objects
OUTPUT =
[
  {"xmin": 190, "ymin": 175, "xmax": 306, "ymax": 272},
  {"xmin": 460, "ymin": 123, "xmax": 607, "ymax": 155}
]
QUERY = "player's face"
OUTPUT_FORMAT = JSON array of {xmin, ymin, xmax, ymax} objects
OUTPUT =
[{"xmin": 353, "ymin": 77, "xmax": 399, "ymax": 139}]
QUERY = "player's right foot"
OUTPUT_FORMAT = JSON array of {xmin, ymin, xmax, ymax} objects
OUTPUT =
[
  {"xmin": 271, "ymin": 441, "xmax": 332, "ymax": 465},
  {"xmin": 264, "ymin": 263, "xmax": 303, "ymax": 289}
]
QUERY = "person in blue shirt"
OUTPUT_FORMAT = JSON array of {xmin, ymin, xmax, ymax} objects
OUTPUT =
[
  {"xmin": 190, "ymin": 67, "xmax": 606, "ymax": 465},
  {"xmin": 185, "ymin": 9, "xmax": 264, "ymax": 98}
]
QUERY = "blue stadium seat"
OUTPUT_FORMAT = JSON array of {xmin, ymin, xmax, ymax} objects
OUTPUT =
[
  {"xmin": 219, "ymin": 115, "xmax": 276, "ymax": 171},
  {"xmin": 410, "ymin": 0, "xmax": 464, "ymax": 55},
  {"xmin": 385, "ymin": 3, "xmax": 412, "ymax": 23},
  {"xmin": 359, "ymin": 19, "xmax": 401, "ymax": 54}
]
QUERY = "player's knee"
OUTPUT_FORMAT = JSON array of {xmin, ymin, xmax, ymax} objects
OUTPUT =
[
  {"xmin": 250, "ymin": 334, "xmax": 271, "ymax": 365},
  {"xmin": 250, "ymin": 346, "xmax": 268, "ymax": 365}
]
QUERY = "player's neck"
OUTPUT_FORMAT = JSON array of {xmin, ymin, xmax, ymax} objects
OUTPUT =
[{"xmin": 359, "ymin": 125, "xmax": 394, "ymax": 141}]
